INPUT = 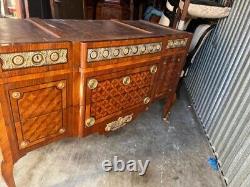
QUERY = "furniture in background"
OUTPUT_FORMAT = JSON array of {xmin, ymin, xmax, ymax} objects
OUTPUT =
[
  {"xmin": 0, "ymin": 18, "xmax": 192, "ymax": 187},
  {"xmin": 24, "ymin": 0, "xmax": 51, "ymax": 18},
  {"xmin": 50, "ymin": 0, "xmax": 84, "ymax": 19},
  {"xmin": 0, "ymin": 0, "xmax": 24, "ymax": 18},
  {"xmin": 96, "ymin": 0, "xmax": 130, "ymax": 20},
  {"xmin": 173, "ymin": 0, "xmax": 231, "ymax": 30}
]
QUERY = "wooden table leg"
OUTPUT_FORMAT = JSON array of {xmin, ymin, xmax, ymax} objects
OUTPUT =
[
  {"xmin": 0, "ymin": 104, "xmax": 16, "ymax": 187},
  {"xmin": 1, "ymin": 161, "xmax": 15, "ymax": 187},
  {"xmin": 162, "ymin": 93, "xmax": 176, "ymax": 121}
]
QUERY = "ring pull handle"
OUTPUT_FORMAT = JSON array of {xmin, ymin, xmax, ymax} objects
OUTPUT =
[
  {"xmin": 12, "ymin": 92, "xmax": 21, "ymax": 99},
  {"xmin": 88, "ymin": 79, "xmax": 98, "ymax": 90},
  {"xmin": 122, "ymin": 76, "xmax": 131, "ymax": 85},
  {"xmin": 85, "ymin": 117, "xmax": 95, "ymax": 127},
  {"xmin": 59, "ymin": 128, "xmax": 66, "ymax": 134},
  {"xmin": 150, "ymin": 65, "xmax": 158, "ymax": 74},
  {"xmin": 144, "ymin": 97, "xmax": 150, "ymax": 104}
]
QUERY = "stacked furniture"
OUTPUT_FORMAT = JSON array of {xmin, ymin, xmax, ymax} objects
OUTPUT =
[{"xmin": 0, "ymin": 18, "xmax": 192, "ymax": 187}]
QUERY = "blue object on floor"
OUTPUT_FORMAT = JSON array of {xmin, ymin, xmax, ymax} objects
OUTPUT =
[{"xmin": 208, "ymin": 157, "xmax": 219, "ymax": 171}]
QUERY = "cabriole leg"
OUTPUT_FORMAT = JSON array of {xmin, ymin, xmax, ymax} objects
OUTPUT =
[
  {"xmin": 1, "ymin": 160, "xmax": 15, "ymax": 187},
  {"xmin": 162, "ymin": 93, "xmax": 176, "ymax": 121}
]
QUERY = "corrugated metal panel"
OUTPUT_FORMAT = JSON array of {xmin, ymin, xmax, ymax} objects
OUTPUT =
[{"xmin": 184, "ymin": 0, "xmax": 250, "ymax": 186}]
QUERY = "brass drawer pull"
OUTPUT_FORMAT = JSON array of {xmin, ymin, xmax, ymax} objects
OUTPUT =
[
  {"xmin": 12, "ymin": 92, "xmax": 21, "ymax": 99},
  {"xmin": 144, "ymin": 97, "xmax": 150, "ymax": 104},
  {"xmin": 59, "ymin": 128, "xmax": 66, "ymax": 134},
  {"xmin": 57, "ymin": 81, "xmax": 65, "ymax": 89},
  {"xmin": 20, "ymin": 141, "xmax": 28, "ymax": 149},
  {"xmin": 85, "ymin": 117, "xmax": 95, "ymax": 127},
  {"xmin": 150, "ymin": 65, "xmax": 157, "ymax": 74},
  {"xmin": 88, "ymin": 79, "xmax": 98, "ymax": 89},
  {"xmin": 122, "ymin": 76, "xmax": 131, "ymax": 85}
]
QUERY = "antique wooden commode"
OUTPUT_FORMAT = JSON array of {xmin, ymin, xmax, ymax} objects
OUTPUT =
[{"xmin": 0, "ymin": 18, "xmax": 192, "ymax": 187}]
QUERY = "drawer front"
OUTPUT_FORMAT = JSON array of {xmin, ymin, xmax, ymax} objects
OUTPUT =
[
  {"xmin": 85, "ymin": 64, "xmax": 158, "ymax": 127},
  {"xmin": 155, "ymin": 55, "xmax": 185, "ymax": 98},
  {"xmin": 0, "ymin": 49, "xmax": 68, "ymax": 71},
  {"xmin": 0, "ymin": 42, "xmax": 72, "ymax": 79},
  {"xmin": 9, "ymin": 80, "xmax": 67, "ymax": 149}
]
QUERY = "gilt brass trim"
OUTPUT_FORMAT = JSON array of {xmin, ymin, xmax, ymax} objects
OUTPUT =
[
  {"xmin": 85, "ymin": 117, "xmax": 95, "ymax": 127},
  {"xmin": 12, "ymin": 92, "xmax": 21, "ymax": 99},
  {"xmin": 0, "ymin": 49, "xmax": 68, "ymax": 70},
  {"xmin": 20, "ymin": 141, "xmax": 28, "ymax": 149},
  {"xmin": 167, "ymin": 38, "xmax": 188, "ymax": 49},
  {"xmin": 122, "ymin": 76, "xmax": 131, "ymax": 85},
  {"xmin": 150, "ymin": 65, "xmax": 158, "ymax": 74},
  {"xmin": 87, "ymin": 42, "xmax": 162, "ymax": 62},
  {"xmin": 57, "ymin": 82, "xmax": 65, "ymax": 90},
  {"xmin": 105, "ymin": 114, "xmax": 133, "ymax": 132},
  {"xmin": 88, "ymin": 79, "xmax": 98, "ymax": 90}
]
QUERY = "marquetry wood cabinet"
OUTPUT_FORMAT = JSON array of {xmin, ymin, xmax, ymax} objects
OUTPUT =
[{"xmin": 0, "ymin": 19, "xmax": 192, "ymax": 187}]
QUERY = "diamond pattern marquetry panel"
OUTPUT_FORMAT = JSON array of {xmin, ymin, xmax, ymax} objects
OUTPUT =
[
  {"xmin": 22, "ymin": 111, "xmax": 62, "ymax": 143},
  {"xmin": 18, "ymin": 87, "xmax": 62, "ymax": 120},
  {"xmin": 90, "ymin": 71, "xmax": 153, "ymax": 120}
]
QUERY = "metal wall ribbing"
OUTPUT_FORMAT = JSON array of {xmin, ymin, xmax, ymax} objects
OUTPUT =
[{"xmin": 184, "ymin": 0, "xmax": 250, "ymax": 186}]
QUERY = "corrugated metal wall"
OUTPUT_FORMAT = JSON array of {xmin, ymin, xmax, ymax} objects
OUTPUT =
[{"xmin": 184, "ymin": 0, "xmax": 250, "ymax": 186}]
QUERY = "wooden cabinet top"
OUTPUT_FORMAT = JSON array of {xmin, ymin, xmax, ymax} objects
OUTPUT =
[{"xmin": 0, "ymin": 18, "xmax": 191, "ymax": 44}]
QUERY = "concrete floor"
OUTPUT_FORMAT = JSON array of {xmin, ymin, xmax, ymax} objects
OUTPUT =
[{"xmin": 0, "ymin": 85, "xmax": 225, "ymax": 187}]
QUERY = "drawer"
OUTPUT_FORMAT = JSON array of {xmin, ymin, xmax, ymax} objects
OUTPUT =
[
  {"xmin": 84, "ymin": 64, "xmax": 158, "ymax": 128},
  {"xmin": 81, "ymin": 38, "xmax": 163, "ymax": 68},
  {"xmin": 163, "ymin": 36, "xmax": 191, "ymax": 56},
  {"xmin": 9, "ymin": 80, "xmax": 68, "ymax": 150},
  {"xmin": 0, "ymin": 42, "xmax": 72, "ymax": 78}
]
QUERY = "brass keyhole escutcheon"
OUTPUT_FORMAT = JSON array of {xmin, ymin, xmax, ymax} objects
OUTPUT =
[
  {"xmin": 144, "ymin": 97, "xmax": 150, "ymax": 104},
  {"xmin": 12, "ymin": 92, "xmax": 21, "ymax": 99},
  {"xmin": 88, "ymin": 79, "xmax": 98, "ymax": 90},
  {"xmin": 32, "ymin": 53, "xmax": 43, "ymax": 64},
  {"xmin": 57, "ymin": 82, "xmax": 65, "ymax": 89},
  {"xmin": 122, "ymin": 76, "xmax": 131, "ymax": 85},
  {"xmin": 150, "ymin": 65, "xmax": 158, "ymax": 74},
  {"xmin": 85, "ymin": 117, "xmax": 95, "ymax": 127}
]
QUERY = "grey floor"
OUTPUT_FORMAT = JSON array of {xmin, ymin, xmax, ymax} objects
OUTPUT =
[{"xmin": 0, "ymin": 85, "xmax": 225, "ymax": 187}]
